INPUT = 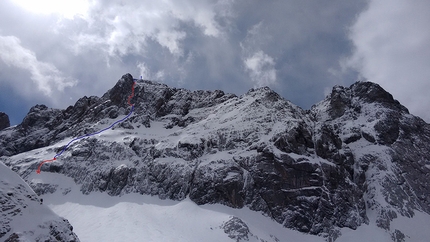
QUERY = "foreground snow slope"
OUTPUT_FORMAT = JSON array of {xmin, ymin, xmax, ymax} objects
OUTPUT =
[
  {"xmin": 30, "ymin": 171, "xmax": 323, "ymax": 242},
  {"xmin": 0, "ymin": 162, "xmax": 79, "ymax": 242},
  {"xmin": 32, "ymin": 170, "xmax": 429, "ymax": 242}
]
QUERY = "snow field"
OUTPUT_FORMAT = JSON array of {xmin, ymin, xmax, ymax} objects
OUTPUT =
[{"xmin": 29, "ymin": 171, "xmax": 322, "ymax": 242}]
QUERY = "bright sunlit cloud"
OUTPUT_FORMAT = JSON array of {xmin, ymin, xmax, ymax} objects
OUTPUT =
[{"xmin": 12, "ymin": 0, "xmax": 89, "ymax": 18}]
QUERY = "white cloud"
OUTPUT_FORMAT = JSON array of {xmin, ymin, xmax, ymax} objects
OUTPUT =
[
  {"xmin": 241, "ymin": 21, "xmax": 272, "ymax": 52},
  {"xmin": 345, "ymin": 0, "xmax": 430, "ymax": 121},
  {"xmin": 240, "ymin": 22, "xmax": 277, "ymax": 87},
  {"xmin": 244, "ymin": 51, "xmax": 277, "ymax": 87},
  {"xmin": 137, "ymin": 62, "xmax": 150, "ymax": 80},
  {"xmin": 70, "ymin": 0, "xmax": 227, "ymax": 58},
  {"xmin": 0, "ymin": 35, "xmax": 77, "ymax": 96},
  {"xmin": 155, "ymin": 30, "xmax": 186, "ymax": 56},
  {"xmin": 137, "ymin": 62, "xmax": 165, "ymax": 81},
  {"xmin": 12, "ymin": 0, "xmax": 89, "ymax": 19}
]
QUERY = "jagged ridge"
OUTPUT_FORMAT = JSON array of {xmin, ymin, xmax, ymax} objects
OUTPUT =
[{"xmin": 1, "ymin": 74, "xmax": 430, "ymax": 240}]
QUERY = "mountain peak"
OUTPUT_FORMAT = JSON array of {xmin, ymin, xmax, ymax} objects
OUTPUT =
[
  {"xmin": 104, "ymin": 73, "xmax": 135, "ymax": 107},
  {"xmin": 315, "ymin": 81, "xmax": 410, "ymax": 121},
  {"xmin": 0, "ymin": 111, "xmax": 10, "ymax": 131},
  {"xmin": 350, "ymin": 81, "xmax": 409, "ymax": 113}
]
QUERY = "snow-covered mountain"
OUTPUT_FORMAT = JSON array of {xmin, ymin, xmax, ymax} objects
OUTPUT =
[{"xmin": 1, "ymin": 74, "xmax": 429, "ymax": 241}]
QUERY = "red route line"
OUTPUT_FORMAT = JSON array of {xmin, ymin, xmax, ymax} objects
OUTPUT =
[
  {"xmin": 128, "ymin": 82, "xmax": 135, "ymax": 106},
  {"xmin": 36, "ymin": 158, "xmax": 56, "ymax": 174},
  {"xmin": 36, "ymin": 81, "xmax": 136, "ymax": 174}
]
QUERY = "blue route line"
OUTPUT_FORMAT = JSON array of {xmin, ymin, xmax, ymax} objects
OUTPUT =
[
  {"xmin": 37, "ymin": 81, "xmax": 137, "ymax": 174},
  {"xmin": 54, "ymin": 105, "xmax": 135, "ymax": 158}
]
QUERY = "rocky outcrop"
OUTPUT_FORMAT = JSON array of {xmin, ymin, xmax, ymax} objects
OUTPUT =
[
  {"xmin": 0, "ymin": 112, "xmax": 9, "ymax": 131},
  {"xmin": 2, "ymin": 75, "xmax": 430, "ymax": 241},
  {"xmin": 222, "ymin": 217, "xmax": 250, "ymax": 242}
]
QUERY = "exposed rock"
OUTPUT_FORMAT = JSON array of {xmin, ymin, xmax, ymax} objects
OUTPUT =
[
  {"xmin": 391, "ymin": 229, "xmax": 406, "ymax": 242},
  {"xmin": 328, "ymin": 85, "xmax": 351, "ymax": 119},
  {"xmin": 351, "ymin": 81, "xmax": 408, "ymax": 113},
  {"xmin": 222, "ymin": 217, "xmax": 250, "ymax": 242},
  {"xmin": 0, "ymin": 112, "xmax": 10, "ymax": 131}
]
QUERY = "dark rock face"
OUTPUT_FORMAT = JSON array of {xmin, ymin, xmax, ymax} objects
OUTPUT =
[
  {"xmin": 328, "ymin": 86, "xmax": 351, "ymax": 119},
  {"xmin": 2, "ymin": 76, "xmax": 430, "ymax": 240},
  {"xmin": 222, "ymin": 217, "xmax": 250, "ymax": 242},
  {"xmin": 351, "ymin": 81, "xmax": 408, "ymax": 113},
  {"xmin": 190, "ymin": 159, "xmax": 245, "ymax": 208},
  {"xmin": 104, "ymin": 73, "xmax": 135, "ymax": 107},
  {"xmin": 0, "ymin": 112, "xmax": 10, "ymax": 131}
]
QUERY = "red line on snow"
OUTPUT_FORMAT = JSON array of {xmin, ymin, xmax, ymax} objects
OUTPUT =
[{"xmin": 36, "ymin": 158, "xmax": 56, "ymax": 174}]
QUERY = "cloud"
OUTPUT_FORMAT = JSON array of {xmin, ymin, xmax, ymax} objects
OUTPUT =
[
  {"xmin": 0, "ymin": 35, "xmax": 77, "ymax": 96},
  {"xmin": 12, "ymin": 0, "xmax": 89, "ymax": 19},
  {"xmin": 345, "ymin": 0, "xmax": 430, "ymax": 121},
  {"xmin": 70, "ymin": 0, "xmax": 228, "ymax": 58},
  {"xmin": 154, "ymin": 30, "xmax": 186, "ymax": 56},
  {"xmin": 137, "ymin": 62, "xmax": 165, "ymax": 81},
  {"xmin": 244, "ymin": 51, "xmax": 277, "ymax": 87},
  {"xmin": 0, "ymin": 0, "xmax": 368, "ymax": 125},
  {"xmin": 239, "ymin": 21, "xmax": 277, "ymax": 87}
]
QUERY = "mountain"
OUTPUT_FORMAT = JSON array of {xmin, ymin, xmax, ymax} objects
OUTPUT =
[
  {"xmin": 0, "ymin": 161, "xmax": 79, "ymax": 242},
  {"xmin": 0, "ymin": 73, "xmax": 429, "ymax": 241},
  {"xmin": 0, "ymin": 112, "xmax": 9, "ymax": 131}
]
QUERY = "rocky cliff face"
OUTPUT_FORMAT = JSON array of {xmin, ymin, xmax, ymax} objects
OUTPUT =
[
  {"xmin": 0, "ymin": 112, "xmax": 9, "ymax": 131},
  {"xmin": 1, "ymin": 74, "xmax": 429, "ymax": 241},
  {"xmin": 310, "ymin": 83, "xmax": 430, "ymax": 239}
]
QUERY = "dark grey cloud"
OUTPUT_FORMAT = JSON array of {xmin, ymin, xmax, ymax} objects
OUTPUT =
[{"xmin": 11, "ymin": 0, "xmax": 430, "ymax": 126}]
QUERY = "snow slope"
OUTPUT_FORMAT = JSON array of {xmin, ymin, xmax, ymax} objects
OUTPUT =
[
  {"xmin": 0, "ymin": 161, "xmax": 79, "ymax": 242},
  {"xmin": 24, "ymin": 171, "xmax": 321, "ymax": 242},
  {"xmin": 24, "ymin": 164, "xmax": 430, "ymax": 242},
  {"xmin": 26, "ymin": 170, "xmax": 322, "ymax": 242}
]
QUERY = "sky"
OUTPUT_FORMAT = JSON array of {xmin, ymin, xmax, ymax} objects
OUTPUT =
[{"xmin": 0, "ymin": 0, "xmax": 429, "ymax": 125}]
